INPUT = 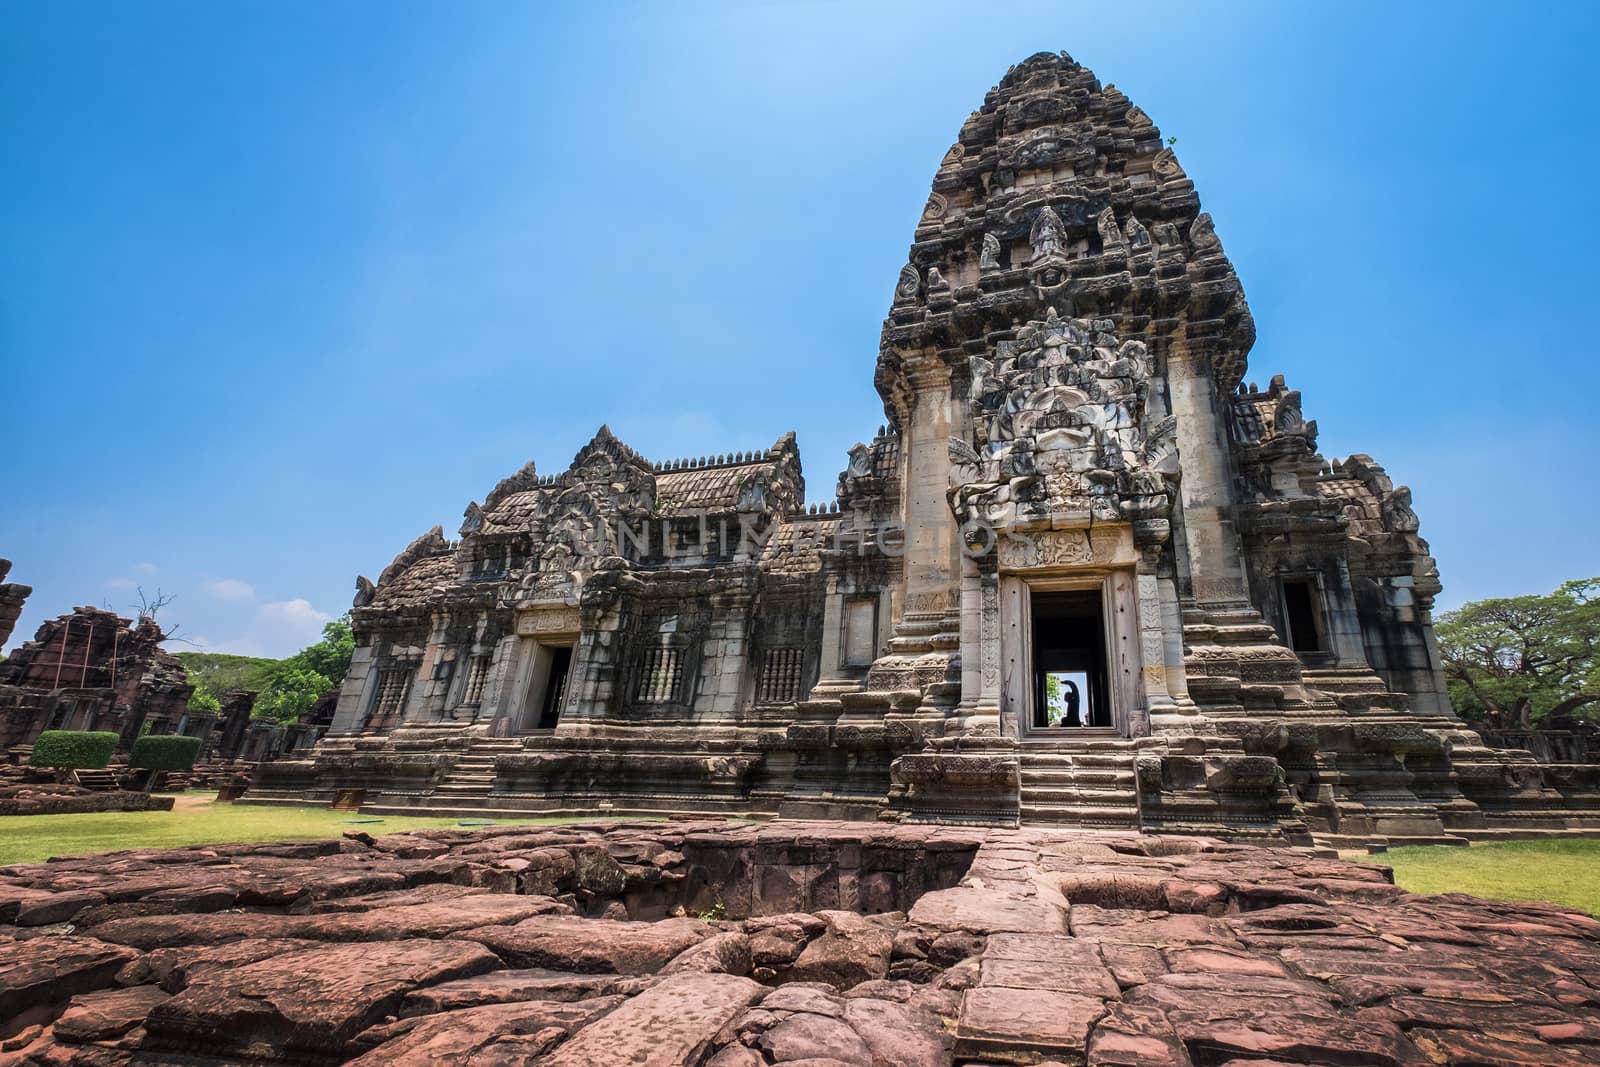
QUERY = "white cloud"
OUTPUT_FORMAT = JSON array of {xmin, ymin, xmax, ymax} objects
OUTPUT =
[
  {"xmin": 190, "ymin": 598, "xmax": 332, "ymax": 659},
  {"xmin": 106, "ymin": 577, "xmax": 137, "ymax": 590},
  {"xmin": 134, "ymin": 562, "xmax": 159, "ymax": 576},
  {"xmin": 206, "ymin": 578, "xmax": 256, "ymax": 602},
  {"xmin": 252, "ymin": 598, "xmax": 331, "ymax": 655}
]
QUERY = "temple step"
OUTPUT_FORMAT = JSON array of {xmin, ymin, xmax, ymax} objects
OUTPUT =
[
  {"xmin": 424, "ymin": 737, "xmax": 524, "ymax": 800},
  {"xmin": 1016, "ymin": 744, "xmax": 1141, "ymax": 830}
]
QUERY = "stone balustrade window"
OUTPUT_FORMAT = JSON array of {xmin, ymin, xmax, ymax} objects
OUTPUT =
[
  {"xmin": 462, "ymin": 655, "xmax": 491, "ymax": 705},
  {"xmin": 373, "ymin": 668, "xmax": 410, "ymax": 719},
  {"xmin": 636, "ymin": 647, "xmax": 683, "ymax": 704},
  {"xmin": 758, "ymin": 647, "xmax": 804, "ymax": 704}
]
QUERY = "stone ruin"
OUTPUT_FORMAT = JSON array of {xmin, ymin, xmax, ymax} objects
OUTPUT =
[
  {"xmin": 0, "ymin": 578, "xmax": 325, "ymax": 801},
  {"xmin": 0, "ymin": 559, "xmax": 30, "ymax": 650},
  {"xmin": 0, "ymin": 604, "xmax": 194, "ymax": 758},
  {"xmin": 245, "ymin": 51, "xmax": 1600, "ymax": 848},
  {"xmin": 4, "ymin": 820, "xmax": 1600, "ymax": 1065}
]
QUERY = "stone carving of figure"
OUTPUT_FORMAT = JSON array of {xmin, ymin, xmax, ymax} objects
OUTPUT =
[
  {"xmin": 1151, "ymin": 147, "xmax": 1183, "ymax": 181},
  {"xmin": 528, "ymin": 541, "xmax": 578, "ymax": 599},
  {"xmin": 1096, "ymin": 206, "xmax": 1124, "ymax": 253},
  {"xmin": 1274, "ymin": 390, "xmax": 1306, "ymax": 437},
  {"xmin": 1383, "ymin": 487, "xmax": 1421, "ymax": 533},
  {"xmin": 1189, "ymin": 212, "xmax": 1221, "ymax": 252},
  {"xmin": 980, "ymin": 232, "xmax": 1002, "ymax": 271},
  {"xmin": 736, "ymin": 478, "xmax": 769, "ymax": 514},
  {"xmin": 926, "ymin": 266, "xmax": 949, "ymax": 295},
  {"xmin": 353, "ymin": 575, "xmax": 375, "ymax": 608},
  {"xmin": 1030, "ymin": 207, "xmax": 1068, "ymax": 264},
  {"xmin": 969, "ymin": 354, "xmax": 996, "ymax": 402},
  {"xmin": 1123, "ymin": 212, "xmax": 1151, "ymax": 250},
  {"xmin": 895, "ymin": 264, "xmax": 920, "ymax": 302},
  {"xmin": 847, "ymin": 442, "xmax": 873, "ymax": 479},
  {"xmin": 947, "ymin": 436, "xmax": 983, "ymax": 489}
]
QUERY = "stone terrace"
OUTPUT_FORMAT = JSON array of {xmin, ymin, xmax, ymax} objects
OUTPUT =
[{"xmin": 2, "ymin": 821, "xmax": 1599, "ymax": 1065}]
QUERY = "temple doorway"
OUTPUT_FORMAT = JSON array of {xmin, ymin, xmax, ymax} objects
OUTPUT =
[
  {"xmin": 520, "ymin": 641, "xmax": 574, "ymax": 732},
  {"xmin": 1029, "ymin": 589, "xmax": 1111, "ymax": 730}
]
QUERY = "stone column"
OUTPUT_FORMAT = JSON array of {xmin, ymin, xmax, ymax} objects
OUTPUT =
[
  {"xmin": 890, "ymin": 353, "xmax": 961, "ymax": 647},
  {"xmin": 816, "ymin": 575, "xmax": 842, "ymax": 683},
  {"xmin": 1166, "ymin": 345, "xmax": 1250, "ymax": 604},
  {"xmin": 957, "ymin": 563, "xmax": 981, "ymax": 712}
]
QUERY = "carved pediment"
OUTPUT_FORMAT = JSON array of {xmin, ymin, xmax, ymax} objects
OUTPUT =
[{"xmin": 950, "ymin": 309, "xmax": 1177, "ymax": 531}]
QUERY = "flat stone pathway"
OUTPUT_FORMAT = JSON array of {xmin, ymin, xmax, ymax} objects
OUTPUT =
[{"xmin": 1, "ymin": 819, "xmax": 1597, "ymax": 1065}]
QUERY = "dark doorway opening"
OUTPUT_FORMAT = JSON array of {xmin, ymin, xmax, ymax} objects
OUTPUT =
[
  {"xmin": 1031, "ymin": 589, "xmax": 1111, "ymax": 729},
  {"xmin": 1281, "ymin": 578, "xmax": 1326, "ymax": 654},
  {"xmin": 538, "ymin": 646, "xmax": 573, "ymax": 729}
]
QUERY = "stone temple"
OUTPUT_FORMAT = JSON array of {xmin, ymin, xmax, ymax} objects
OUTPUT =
[{"xmin": 253, "ymin": 51, "xmax": 1600, "ymax": 847}]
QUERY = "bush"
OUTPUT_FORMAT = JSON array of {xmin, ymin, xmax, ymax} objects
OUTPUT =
[
  {"xmin": 29, "ymin": 731, "xmax": 119, "ymax": 771},
  {"xmin": 129, "ymin": 734, "xmax": 203, "ymax": 772}
]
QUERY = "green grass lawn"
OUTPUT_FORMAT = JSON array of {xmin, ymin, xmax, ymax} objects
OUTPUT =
[
  {"xmin": 1367, "ymin": 839, "xmax": 1600, "ymax": 916},
  {"xmin": 0, "ymin": 794, "xmax": 575, "ymax": 866}
]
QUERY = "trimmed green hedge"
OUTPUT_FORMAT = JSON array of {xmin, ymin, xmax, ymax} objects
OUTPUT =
[
  {"xmin": 129, "ymin": 734, "xmax": 203, "ymax": 772},
  {"xmin": 29, "ymin": 730, "xmax": 120, "ymax": 771}
]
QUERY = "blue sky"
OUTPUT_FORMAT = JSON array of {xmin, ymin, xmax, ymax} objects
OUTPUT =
[{"xmin": 4, "ymin": 1, "xmax": 1597, "ymax": 657}]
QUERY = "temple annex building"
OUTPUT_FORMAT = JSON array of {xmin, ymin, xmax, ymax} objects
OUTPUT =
[{"xmin": 251, "ymin": 52, "xmax": 1600, "ymax": 847}]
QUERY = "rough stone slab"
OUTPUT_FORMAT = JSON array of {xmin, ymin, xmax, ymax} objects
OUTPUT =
[
  {"xmin": 786, "ymin": 910, "xmax": 894, "ymax": 987},
  {"xmin": 141, "ymin": 938, "xmax": 502, "ymax": 1059},
  {"xmin": 16, "ymin": 888, "xmax": 107, "ymax": 926},
  {"xmin": 980, "ymin": 956, "xmax": 1121, "ymax": 998},
  {"xmin": 349, "ymin": 996, "xmax": 624, "ymax": 1065},
  {"xmin": 1, "ymin": 821, "xmax": 1598, "ymax": 1066},
  {"xmin": 841, "ymin": 995, "xmax": 953, "ymax": 1066},
  {"xmin": 398, "ymin": 969, "xmax": 654, "ymax": 1017},
  {"xmin": 0, "ymin": 936, "xmax": 138, "ymax": 1019},
  {"xmin": 90, "ymin": 893, "xmax": 561, "ymax": 949},
  {"xmin": 52, "ymin": 984, "xmax": 170, "ymax": 1043},
  {"xmin": 539, "ymin": 972, "xmax": 765, "ymax": 1067},
  {"xmin": 465, "ymin": 915, "xmax": 713, "ymax": 973},
  {"xmin": 117, "ymin": 937, "xmax": 324, "ymax": 993},
  {"xmin": 908, "ymin": 885, "xmax": 1066, "ymax": 934},
  {"xmin": 954, "ymin": 985, "xmax": 1108, "ymax": 1061}
]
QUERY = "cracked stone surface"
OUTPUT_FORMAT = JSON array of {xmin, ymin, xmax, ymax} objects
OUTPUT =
[{"xmin": 0, "ymin": 819, "xmax": 1597, "ymax": 1065}]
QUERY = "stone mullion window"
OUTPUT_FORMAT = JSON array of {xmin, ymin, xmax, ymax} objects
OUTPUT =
[
  {"xmin": 370, "ymin": 667, "xmax": 411, "ymax": 728},
  {"xmin": 461, "ymin": 655, "xmax": 491, "ymax": 706},
  {"xmin": 636, "ymin": 647, "xmax": 684, "ymax": 704},
  {"xmin": 758, "ymin": 647, "xmax": 804, "ymax": 704}
]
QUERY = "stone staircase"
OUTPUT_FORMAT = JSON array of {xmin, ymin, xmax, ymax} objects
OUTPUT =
[
  {"xmin": 1017, "ymin": 740, "xmax": 1142, "ymax": 830},
  {"xmin": 427, "ymin": 736, "xmax": 523, "ymax": 804},
  {"xmin": 74, "ymin": 769, "xmax": 121, "ymax": 792}
]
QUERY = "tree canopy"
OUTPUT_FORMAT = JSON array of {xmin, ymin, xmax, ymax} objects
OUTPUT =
[
  {"xmin": 1436, "ymin": 578, "xmax": 1600, "ymax": 726},
  {"xmin": 253, "ymin": 617, "xmax": 354, "ymax": 724},
  {"xmin": 176, "ymin": 617, "xmax": 354, "ymax": 725}
]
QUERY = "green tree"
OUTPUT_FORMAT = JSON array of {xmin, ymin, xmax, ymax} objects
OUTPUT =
[
  {"xmin": 251, "ymin": 617, "xmax": 354, "ymax": 724},
  {"xmin": 174, "ymin": 652, "xmax": 274, "ymax": 700},
  {"xmin": 254, "ymin": 664, "xmax": 334, "ymax": 723},
  {"xmin": 296, "ymin": 616, "xmax": 354, "ymax": 682},
  {"xmin": 188, "ymin": 685, "xmax": 222, "ymax": 713},
  {"xmin": 1436, "ymin": 578, "xmax": 1600, "ymax": 727}
]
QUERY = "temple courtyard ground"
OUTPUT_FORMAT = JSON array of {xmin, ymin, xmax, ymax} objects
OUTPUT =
[
  {"xmin": 0, "ymin": 793, "xmax": 566, "ymax": 866},
  {"xmin": 4, "ymin": 818, "xmax": 1600, "ymax": 1064},
  {"xmin": 4, "ymin": 796, "xmax": 1599, "ymax": 914}
]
